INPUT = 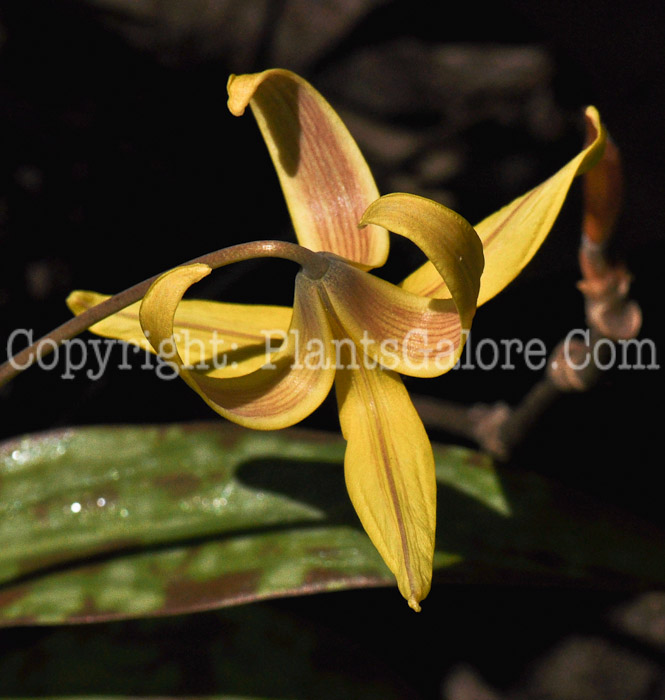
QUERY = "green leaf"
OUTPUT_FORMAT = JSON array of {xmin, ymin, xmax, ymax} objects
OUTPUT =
[{"xmin": 0, "ymin": 422, "xmax": 663, "ymax": 625}]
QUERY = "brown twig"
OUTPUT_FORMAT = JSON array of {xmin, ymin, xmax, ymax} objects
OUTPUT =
[{"xmin": 0, "ymin": 240, "xmax": 327, "ymax": 389}]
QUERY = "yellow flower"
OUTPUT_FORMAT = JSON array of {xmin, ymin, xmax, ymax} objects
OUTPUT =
[{"xmin": 67, "ymin": 70, "xmax": 607, "ymax": 610}]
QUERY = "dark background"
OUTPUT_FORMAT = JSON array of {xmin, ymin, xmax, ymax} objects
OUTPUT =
[{"xmin": 0, "ymin": 0, "xmax": 663, "ymax": 697}]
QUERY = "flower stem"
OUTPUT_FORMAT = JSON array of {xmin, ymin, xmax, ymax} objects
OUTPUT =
[{"xmin": 0, "ymin": 240, "xmax": 328, "ymax": 388}]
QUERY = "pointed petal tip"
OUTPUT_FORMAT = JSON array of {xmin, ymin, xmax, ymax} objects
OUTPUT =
[
  {"xmin": 580, "ymin": 105, "xmax": 607, "ymax": 172},
  {"xmin": 582, "ymin": 108, "xmax": 621, "ymax": 246},
  {"xmin": 408, "ymin": 596, "xmax": 422, "ymax": 612},
  {"xmin": 65, "ymin": 290, "xmax": 86, "ymax": 314},
  {"xmin": 227, "ymin": 72, "xmax": 256, "ymax": 117},
  {"xmin": 226, "ymin": 68, "xmax": 389, "ymax": 267},
  {"xmin": 227, "ymin": 69, "xmax": 295, "ymax": 117},
  {"xmin": 584, "ymin": 105, "xmax": 598, "ymax": 116},
  {"xmin": 399, "ymin": 106, "xmax": 607, "ymax": 307},
  {"xmin": 584, "ymin": 105, "xmax": 601, "ymax": 126}
]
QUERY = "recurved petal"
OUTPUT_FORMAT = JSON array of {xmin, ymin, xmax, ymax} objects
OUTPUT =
[
  {"xmin": 227, "ymin": 69, "xmax": 389, "ymax": 268},
  {"xmin": 336, "ymin": 360, "xmax": 436, "ymax": 611},
  {"xmin": 360, "ymin": 193, "xmax": 483, "ymax": 332},
  {"xmin": 320, "ymin": 257, "xmax": 465, "ymax": 377},
  {"xmin": 139, "ymin": 265, "xmax": 336, "ymax": 429},
  {"xmin": 66, "ymin": 290, "xmax": 292, "ymax": 378},
  {"xmin": 401, "ymin": 106, "xmax": 607, "ymax": 306}
]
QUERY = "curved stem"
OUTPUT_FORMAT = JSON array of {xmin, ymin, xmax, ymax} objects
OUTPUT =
[{"xmin": 0, "ymin": 240, "xmax": 328, "ymax": 388}]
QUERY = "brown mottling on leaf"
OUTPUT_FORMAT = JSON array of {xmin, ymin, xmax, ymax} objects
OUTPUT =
[
  {"xmin": 154, "ymin": 472, "xmax": 202, "ymax": 497},
  {"xmin": 210, "ymin": 423, "xmax": 252, "ymax": 449},
  {"xmin": 18, "ymin": 551, "xmax": 78, "ymax": 578},
  {"xmin": 0, "ymin": 586, "xmax": 30, "ymax": 612},
  {"xmin": 163, "ymin": 570, "xmax": 263, "ymax": 615},
  {"xmin": 17, "ymin": 537, "xmax": 140, "ymax": 580},
  {"xmin": 31, "ymin": 501, "xmax": 52, "ymax": 524},
  {"xmin": 163, "ymin": 569, "xmax": 387, "ymax": 617},
  {"xmin": 0, "ymin": 587, "xmax": 43, "ymax": 627}
]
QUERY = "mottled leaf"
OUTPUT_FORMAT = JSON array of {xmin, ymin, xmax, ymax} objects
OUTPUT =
[{"xmin": 0, "ymin": 423, "xmax": 663, "ymax": 625}]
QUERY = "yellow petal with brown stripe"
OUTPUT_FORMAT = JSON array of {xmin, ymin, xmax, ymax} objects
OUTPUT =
[
  {"xmin": 139, "ymin": 264, "xmax": 336, "ymax": 430},
  {"xmin": 336, "ymin": 359, "xmax": 436, "ymax": 611},
  {"xmin": 360, "ymin": 193, "xmax": 483, "ymax": 332},
  {"xmin": 66, "ymin": 290, "xmax": 292, "ymax": 378},
  {"xmin": 319, "ymin": 256, "xmax": 465, "ymax": 377},
  {"xmin": 401, "ymin": 106, "xmax": 607, "ymax": 306},
  {"xmin": 227, "ymin": 69, "xmax": 389, "ymax": 268}
]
